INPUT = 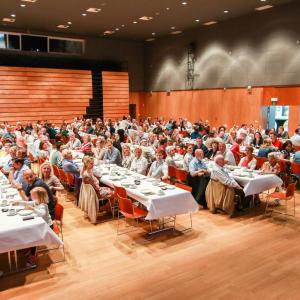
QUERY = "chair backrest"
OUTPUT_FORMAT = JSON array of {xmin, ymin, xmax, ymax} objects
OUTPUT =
[
  {"xmin": 175, "ymin": 168, "xmax": 188, "ymax": 182},
  {"xmin": 55, "ymin": 203, "xmax": 64, "ymax": 222},
  {"xmin": 52, "ymin": 164, "xmax": 60, "ymax": 177},
  {"xmin": 114, "ymin": 185, "xmax": 127, "ymax": 198},
  {"xmin": 66, "ymin": 172, "xmax": 75, "ymax": 186},
  {"xmin": 286, "ymin": 183, "xmax": 296, "ymax": 198},
  {"xmin": 168, "ymin": 165, "xmax": 177, "ymax": 177},
  {"xmin": 118, "ymin": 195, "xmax": 134, "ymax": 215},
  {"xmin": 58, "ymin": 168, "xmax": 67, "ymax": 183},
  {"xmin": 175, "ymin": 182, "xmax": 192, "ymax": 192},
  {"xmin": 232, "ymin": 151, "xmax": 241, "ymax": 164},
  {"xmin": 278, "ymin": 159, "xmax": 286, "ymax": 173},
  {"xmin": 291, "ymin": 162, "xmax": 300, "ymax": 175},
  {"xmin": 38, "ymin": 157, "xmax": 46, "ymax": 165},
  {"xmin": 255, "ymin": 156, "xmax": 267, "ymax": 169},
  {"xmin": 294, "ymin": 146, "xmax": 300, "ymax": 151}
]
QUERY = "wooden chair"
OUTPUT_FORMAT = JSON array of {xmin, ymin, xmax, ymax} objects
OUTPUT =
[
  {"xmin": 175, "ymin": 168, "xmax": 188, "ymax": 184},
  {"xmin": 58, "ymin": 169, "xmax": 67, "ymax": 186},
  {"xmin": 255, "ymin": 156, "xmax": 267, "ymax": 170},
  {"xmin": 168, "ymin": 165, "xmax": 177, "ymax": 184},
  {"xmin": 175, "ymin": 183, "xmax": 193, "ymax": 230},
  {"xmin": 116, "ymin": 193, "xmax": 152, "ymax": 235},
  {"xmin": 52, "ymin": 164, "xmax": 60, "ymax": 178},
  {"xmin": 265, "ymin": 183, "xmax": 296, "ymax": 217}
]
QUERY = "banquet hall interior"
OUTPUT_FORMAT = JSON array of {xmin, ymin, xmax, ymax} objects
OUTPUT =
[{"xmin": 1, "ymin": 0, "xmax": 300, "ymax": 299}]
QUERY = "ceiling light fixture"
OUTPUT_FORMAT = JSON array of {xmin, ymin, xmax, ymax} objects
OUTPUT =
[
  {"xmin": 86, "ymin": 8, "xmax": 101, "ymax": 13},
  {"xmin": 20, "ymin": 4, "xmax": 26, "ymax": 7},
  {"xmin": 81, "ymin": 13, "xmax": 87, "ymax": 16},
  {"xmin": 115, "ymin": 28, "xmax": 119, "ymax": 31},
  {"xmin": 166, "ymin": 7, "xmax": 170, "ymax": 10},
  {"xmin": 182, "ymin": 2, "xmax": 188, "ymax": 5},
  {"xmin": 11, "ymin": 14, "xmax": 16, "ymax": 18},
  {"xmin": 67, "ymin": 21, "xmax": 72, "ymax": 25},
  {"xmin": 133, "ymin": 21, "xmax": 138, "ymax": 24},
  {"xmin": 170, "ymin": 30, "xmax": 182, "ymax": 35},
  {"xmin": 21, "ymin": 0, "xmax": 37, "ymax": 2},
  {"xmin": 104, "ymin": 30, "xmax": 115, "ymax": 35},
  {"xmin": 224, "ymin": 10, "xmax": 229, "ymax": 13},
  {"xmin": 152, "ymin": 32, "xmax": 156, "ymax": 35},
  {"xmin": 145, "ymin": 38, "xmax": 155, "ymax": 42},
  {"xmin": 255, "ymin": 5, "xmax": 273, "ymax": 11},
  {"xmin": 139, "ymin": 16, "xmax": 153, "ymax": 21},
  {"xmin": 195, "ymin": 19, "xmax": 200, "ymax": 22},
  {"xmin": 2, "ymin": 18, "xmax": 15, "ymax": 23},
  {"xmin": 121, "ymin": 24, "xmax": 125, "ymax": 27},
  {"xmin": 203, "ymin": 21, "xmax": 217, "ymax": 26},
  {"xmin": 57, "ymin": 25, "xmax": 69, "ymax": 29}
]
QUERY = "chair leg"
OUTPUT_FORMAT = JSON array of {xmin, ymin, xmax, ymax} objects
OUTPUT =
[
  {"xmin": 117, "ymin": 209, "xmax": 120, "ymax": 236},
  {"xmin": 294, "ymin": 196, "xmax": 296, "ymax": 217},
  {"xmin": 190, "ymin": 213, "xmax": 193, "ymax": 229}
]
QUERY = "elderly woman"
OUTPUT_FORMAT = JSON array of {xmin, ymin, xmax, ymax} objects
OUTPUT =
[
  {"xmin": 183, "ymin": 144, "xmax": 194, "ymax": 172},
  {"xmin": 122, "ymin": 144, "xmax": 134, "ymax": 169},
  {"xmin": 66, "ymin": 132, "xmax": 81, "ymax": 150},
  {"xmin": 148, "ymin": 150, "xmax": 168, "ymax": 180},
  {"xmin": 165, "ymin": 145, "xmax": 176, "ymax": 167},
  {"xmin": 79, "ymin": 134, "xmax": 92, "ymax": 154},
  {"xmin": 39, "ymin": 161, "xmax": 64, "ymax": 194},
  {"xmin": 238, "ymin": 146, "xmax": 257, "ymax": 170},
  {"xmin": 261, "ymin": 153, "xmax": 281, "ymax": 175},
  {"xmin": 92, "ymin": 138, "xmax": 106, "ymax": 161},
  {"xmin": 81, "ymin": 156, "xmax": 113, "ymax": 200}
]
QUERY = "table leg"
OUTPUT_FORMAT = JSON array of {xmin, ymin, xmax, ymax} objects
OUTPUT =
[
  {"xmin": 8, "ymin": 252, "xmax": 12, "ymax": 271},
  {"xmin": 14, "ymin": 250, "xmax": 18, "ymax": 270}
]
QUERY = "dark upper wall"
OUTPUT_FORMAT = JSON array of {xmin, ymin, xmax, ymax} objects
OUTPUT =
[
  {"xmin": 144, "ymin": 1, "xmax": 300, "ymax": 92},
  {"xmin": 0, "ymin": 31, "xmax": 144, "ymax": 91}
]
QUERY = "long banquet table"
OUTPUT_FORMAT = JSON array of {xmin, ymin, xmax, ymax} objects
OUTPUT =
[
  {"xmin": 0, "ymin": 172, "xmax": 62, "ymax": 270},
  {"xmin": 93, "ymin": 165, "xmax": 199, "ymax": 220}
]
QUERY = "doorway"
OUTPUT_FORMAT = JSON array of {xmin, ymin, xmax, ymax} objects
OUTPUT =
[
  {"xmin": 129, "ymin": 104, "xmax": 137, "ymax": 119},
  {"xmin": 266, "ymin": 106, "xmax": 289, "ymax": 131}
]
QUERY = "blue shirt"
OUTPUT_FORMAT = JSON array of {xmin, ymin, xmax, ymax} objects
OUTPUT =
[
  {"xmin": 189, "ymin": 157, "xmax": 208, "ymax": 175},
  {"xmin": 62, "ymin": 159, "xmax": 80, "ymax": 176}
]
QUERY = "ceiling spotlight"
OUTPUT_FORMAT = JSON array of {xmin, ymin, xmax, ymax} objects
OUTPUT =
[
  {"xmin": 224, "ymin": 10, "xmax": 229, "ymax": 13},
  {"xmin": 21, "ymin": 0, "xmax": 37, "ymax": 2},
  {"xmin": 2, "ymin": 18, "xmax": 15, "ymax": 23},
  {"xmin": 86, "ymin": 8, "xmax": 101, "ymax": 13},
  {"xmin": 133, "ymin": 21, "xmax": 138, "ymax": 24},
  {"xmin": 81, "ymin": 13, "xmax": 87, "ymax": 16},
  {"xmin": 67, "ymin": 21, "xmax": 72, "ymax": 25},
  {"xmin": 166, "ymin": 7, "xmax": 170, "ymax": 10},
  {"xmin": 170, "ymin": 30, "xmax": 182, "ymax": 35},
  {"xmin": 203, "ymin": 21, "xmax": 217, "ymax": 26},
  {"xmin": 57, "ymin": 25, "xmax": 69, "ymax": 29},
  {"xmin": 195, "ymin": 19, "xmax": 200, "ymax": 22},
  {"xmin": 171, "ymin": 26, "xmax": 176, "ymax": 30},
  {"xmin": 11, "ymin": 14, "xmax": 16, "ymax": 18},
  {"xmin": 121, "ymin": 24, "xmax": 125, "ymax": 27},
  {"xmin": 155, "ymin": 12, "xmax": 160, "ymax": 15},
  {"xmin": 182, "ymin": 2, "xmax": 188, "ymax": 5},
  {"xmin": 104, "ymin": 30, "xmax": 115, "ymax": 35},
  {"xmin": 139, "ymin": 16, "xmax": 153, "ymax": 21},
  {"xmin": 255, "ymin": 5, "xmax": 273, "ymax": 11},
  {"xmin": 145, "ymin": 38, "xmax": 155, "ymax": 42},
  {"xmin": 115, "ymin": 28, "xmax": 119, "ymax": 31},
  {"xmin": 152, "ymin": 32, "xmax": 156, "ymax": 35},
  {"xmin": 20, "ymin": 4, "xmax": 26, "ymax": 7}
]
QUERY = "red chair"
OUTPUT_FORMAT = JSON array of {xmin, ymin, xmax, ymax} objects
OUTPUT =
[
  {"xmin": 255, "ymin": 157, "xmax": 267, "ymax": 169},
  {"xmin": 52, "ymin": 164, "xmax": 60, "ymax": 178},
  {"xmin": 278, "ymin": 159, "xmax": 287, "ymax": 173},
  {"xmin": 66, "ymin": 173, "xmax": 75, "ymax": 188},
  {"xmin": 265, "ymin": 183, "xmax": 296, "ymax": 217},
  {"xmin": 116, "ymin": 193, "xmax": 152, "ymax": 235},
  {"xmin": 38, "ymin": 157, "xmax": 46, "ymax": 165},
  {"xmin": 291, "ymin": 162, "xmax": 300, "ymax": 177},
  {"xmin": 168, "ymin": 165, "xmax": 177, "ymax": 184},
  {"xmin": 58, "ymin": 169, "xmax": 67, "ymax": 186},
  {"xmin": 53, "ymin": 203, "xmax": 65, "ymax": 260},
  {"xmin": 175, "ymin": 168, "xmax": 188, "ymax": 183},
  {"xmin": 175, "ymin": 183, "xmax": 193, "ymax": 230},
  {"xmin": 294, "ymin": 146, "xmax": 300, "ymax": 151},
  {"xmin": 28, "ymin": 152, "xmax": 36, "ymax": 163}
]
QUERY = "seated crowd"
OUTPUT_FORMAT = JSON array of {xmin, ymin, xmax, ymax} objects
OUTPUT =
[{"xmin": 0, "ymin": 117, "xmax": 299, "ymax": 266}]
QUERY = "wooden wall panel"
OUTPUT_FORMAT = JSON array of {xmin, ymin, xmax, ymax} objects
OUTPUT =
[
  {"xmin": 0, "ymin": 66, "xmax": 92, "ymax": 124},
  {"xmin": 102, "ymin": 71, "xmax": 129, "ymax": 120}
]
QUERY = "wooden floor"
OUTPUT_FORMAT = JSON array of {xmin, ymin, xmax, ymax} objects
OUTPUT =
[{"xmin": 2, "ymin": 191, "xmax": 300, "ymax": 300}]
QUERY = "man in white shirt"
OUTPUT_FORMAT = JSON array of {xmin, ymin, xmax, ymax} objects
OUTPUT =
[
  {"xmin": 290, "ymin": 129, "xmax": 300, "ymax": 146},
  {"xmin": 218, "ymin": 142, "xmax": 236, "ymax": 166},
  {"xmin": 130, "ymin": 146, "xmax": 148, "ymax": 175}
]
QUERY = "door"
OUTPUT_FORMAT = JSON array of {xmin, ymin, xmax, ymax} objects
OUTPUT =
[{"xmin": 129, "ymin": 104, "xmax": 136, "ymax": 119}]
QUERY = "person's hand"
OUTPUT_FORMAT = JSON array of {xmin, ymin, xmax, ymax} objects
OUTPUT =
[
  {"xmin": 198, "ymin": 171, "xmax": 204, "ymax": 176},
  {"xmin": 15, "ymin": 183, "xmax": 22, "ymax": 190}
]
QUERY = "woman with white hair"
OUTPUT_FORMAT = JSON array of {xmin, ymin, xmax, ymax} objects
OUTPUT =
[
  {"xmin": 261, "ymin": 152, "xmax": 281, "ymax": 175},
  {"xmin": 165, "ymin": 145, "xmax": 176, "ymax": 167},
  {"xmin": 66, "ymin": 132, "xmax": 81, "ymax": 150}
]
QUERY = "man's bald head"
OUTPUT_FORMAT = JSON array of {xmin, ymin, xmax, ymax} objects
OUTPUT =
[
  {"xmin": 24, "ymin": 169, "xmax": 37, "ymax": 185},
  {"xmin": 214, "ymin": 154, "xmax": 225, "ymax": 167},
  {"xmin": 195, "ymin": 149, "xmax": 204, "ymax": 160}
]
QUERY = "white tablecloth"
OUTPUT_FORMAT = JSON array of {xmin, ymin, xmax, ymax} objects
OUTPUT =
[
  {"xmin": 97, "ymin": 165, "xmax": 198, "ymax": 220},
  {"xmin": 0, "ymin": 173, "xmax": 62, "ymax": 254}
]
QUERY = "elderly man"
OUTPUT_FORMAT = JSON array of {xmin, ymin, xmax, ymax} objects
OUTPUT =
[
  {"xmin": 193, "ymin": 137, "xmax": 209, "ymax": 157},
  {"xmin": 188, "ymin": 149, "xmax": 210, "ymax": 208},
  {"xmin": 66, "ymin": 132, "xmax": 81, "ymax": 149},
  {"xmin": 15, "ymin": 169, "xmax": 56, "ymax": 219},
  {"xmin": 61, "ymin": 149, "xmax": 80, "ymax": 177},
  {"xmin": 130, "ymin": 146, "xmax": 148, "ymax": 175},
  {"xmin": 218, "ymin": 142, "xmax": 236, "ymax": 166},
  {"xmin": 165, "ymin": 145, "xmax": 177, "ymax": 167},
  {"xmin": 206, "ymin": 155, "xmax": 243, "ymax": 217},
  {"xmin": 103, "ymin": 139, "xmax": 122, "ymax": 166}
]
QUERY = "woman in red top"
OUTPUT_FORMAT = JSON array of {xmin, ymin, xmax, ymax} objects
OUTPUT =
[
  {"xmin": 79, "ymin": 134, "xmax": 92, "ymax": 154},
  {"xmin": 238, "ymin": 146, "xmax": 257, "ymax": 170}
]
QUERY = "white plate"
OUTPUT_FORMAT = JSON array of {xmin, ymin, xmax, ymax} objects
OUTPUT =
[
  {"xmin": 109, "ymin": 177, "xmax": 120, "ymax": 181},
  {"xmin": 166, "ymin": 185, "xmax": 176, "ymax": 190},
  {"xmin": 140, "ymin": 189, "xmax": 152, "ymax": 195},
  {"xmin": 18, "ymin": 209, "xmax": 33, "ymax": 216}
]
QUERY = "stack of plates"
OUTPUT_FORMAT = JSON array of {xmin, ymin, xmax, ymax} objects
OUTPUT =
[{"xmin": 140, "ymin": 188, "xmax": 152, "ymax": 195}]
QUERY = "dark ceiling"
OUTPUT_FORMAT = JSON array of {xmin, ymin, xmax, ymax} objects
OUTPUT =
[{"xmin": 0, "ymin": 0, "xmax": 295, "ymax": 41}]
